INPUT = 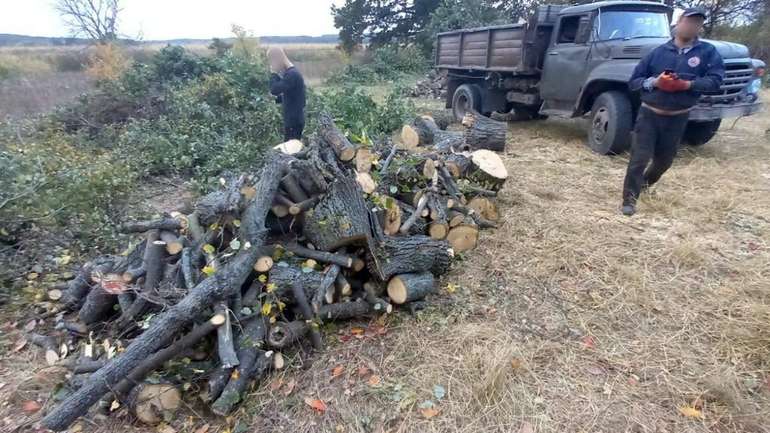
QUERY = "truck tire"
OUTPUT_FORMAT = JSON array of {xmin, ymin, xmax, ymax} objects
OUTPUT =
[
  {"xmin": 682, "ymin": 120, "xmax": 721, "ymax": 146},
  {"xmin": 588, "ymin": 91, "xmax": 633, "ymax": 155},
  {"xmin": 452, "ymin": 84, "xmax": 483, "ymax": 121}
]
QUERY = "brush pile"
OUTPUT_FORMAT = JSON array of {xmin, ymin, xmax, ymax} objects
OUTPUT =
[
  {"xmin": 410, "ymin": 70, "xmax": 447, "ymax": 99},
  {"xmin": 27, "ymin": 112, "xmax": 509, "ymax": 431}
]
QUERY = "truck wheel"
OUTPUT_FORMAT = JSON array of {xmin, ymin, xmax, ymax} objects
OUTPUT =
[
  {"xmin": 588, "ymin": 91, "xmax": 633, "ymax": 155},
  {"xmin": 682, "ymin": 120, "xmax": 721, "ymax": 146},
  {"xmin": 452, "ymin": 84, "xmax": 483, "ymax": 121}
]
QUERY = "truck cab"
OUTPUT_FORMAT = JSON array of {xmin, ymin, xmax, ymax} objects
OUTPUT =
[{"xmin": 436, "ymin": 1, "xmax": 766, "ymax": 154}]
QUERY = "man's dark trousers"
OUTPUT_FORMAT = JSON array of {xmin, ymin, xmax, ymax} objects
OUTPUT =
[
  {"xmin": 284, "ymin": 121, "xmax": 304, "ymax": 141},
  {"xmin": 622, "ymin": 106, "xmax": 689, "ymax": 205}
]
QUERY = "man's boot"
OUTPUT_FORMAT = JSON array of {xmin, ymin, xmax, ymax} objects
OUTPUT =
[{"xmin": 621, "ymin": 203, "xmax": 636, "ymax": 216}]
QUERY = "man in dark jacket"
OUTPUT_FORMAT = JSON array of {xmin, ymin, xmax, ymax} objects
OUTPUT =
[
  {"xmin": 268, "ymin": 47, "xmax": 306, "ymax": 141},
  {"xmin": 622, "ymin": 7, "xmax": 724, "ymax": 216}
]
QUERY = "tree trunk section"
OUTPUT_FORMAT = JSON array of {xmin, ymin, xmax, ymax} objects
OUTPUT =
[
  {"xmin": 387, "ymin": 272, "xmax": 436, "ymax": 304},
  {"xmin": 368, "ymin": 235, "xmax": 452, "ymax": 281},
  {"xmin": 463, "ymin": 112, "xmax": 507, "ymax": 152},
  {"xmin": 318, "ymin": 113, "xmax": 356, "ymax": 162},
  {"xmin": 267, "ymin": 321, "xmax": 309, "ymax": 349},
  {"xmin": 304, "ymin": 177, "xmax": 371, "ymax": 251}
]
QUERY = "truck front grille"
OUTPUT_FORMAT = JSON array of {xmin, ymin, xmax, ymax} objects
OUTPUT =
[{"xmin": 700, "ymin": 61, "xmax": 754, "ymax": 104}]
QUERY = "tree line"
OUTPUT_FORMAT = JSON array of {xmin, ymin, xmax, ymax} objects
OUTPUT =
[{"xmin": 332, "ymin": 0, "xmax": 770, "ymax": 63}]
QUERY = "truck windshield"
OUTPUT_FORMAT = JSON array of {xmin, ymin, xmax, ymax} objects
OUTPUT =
[{"xmin": 597, "ymin": 10, "xmax": 670, "ymax": 40}]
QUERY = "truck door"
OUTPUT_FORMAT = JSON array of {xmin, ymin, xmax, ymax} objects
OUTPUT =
[{"xmin": 540, "ymin": 14, "xmax": 593, "ymax": 111}]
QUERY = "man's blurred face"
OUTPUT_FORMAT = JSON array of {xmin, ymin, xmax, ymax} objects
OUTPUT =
[{"xmin": 676, "ymin": 15, "xmax": 705, "ymax": 40}]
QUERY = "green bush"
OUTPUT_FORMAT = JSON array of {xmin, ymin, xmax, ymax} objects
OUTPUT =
[
  {"xmin": 307, "ymin": 83, "xmax": 415, "ymax": 143},
  {"xmin": 326, "ymin": 45, "xmax": 429, "ymax": 86},
  {"xmin": 0, "ymin": 124, "xmax": 136, "ymax": 248}
]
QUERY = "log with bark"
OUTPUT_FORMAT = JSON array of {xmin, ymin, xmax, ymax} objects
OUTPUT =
[{"xmin": 462, "ymin": 112, "xmax": 508, "ymax": 152}]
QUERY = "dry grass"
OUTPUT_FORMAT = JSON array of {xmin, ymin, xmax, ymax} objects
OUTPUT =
[{"xmin": 2, "ymin": 93, "xmax": 769, "ymax": 433}]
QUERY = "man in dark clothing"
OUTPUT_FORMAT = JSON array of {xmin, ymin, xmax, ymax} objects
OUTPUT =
[
  {"xmin": 268, "ymin": 47, "xmax": 306, "ymax": 141},
  {"xmin": 622, "ymin": 7, "xmax": 724, "ymax": 216}
]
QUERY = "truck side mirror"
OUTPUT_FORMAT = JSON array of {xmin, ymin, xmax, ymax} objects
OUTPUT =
[{"xmin": 575, "ymin": 15, "xmax": 592, "ymax": 44}]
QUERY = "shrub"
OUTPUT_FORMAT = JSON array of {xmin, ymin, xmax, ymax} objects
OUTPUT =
[
  {"xmin": 87, "ymin": 43, "xmax": 131, "ymax": 81},
  {"xmin": 0, "ymin": 123, "xmax": 136, "ymax": 247},
  {"xmin": 307, "ymin": 83, "xmax": 415, "ymax": 142},
  {"xmin": 325, "ymin": 45, "xmax": 429, "ymax": 86}
]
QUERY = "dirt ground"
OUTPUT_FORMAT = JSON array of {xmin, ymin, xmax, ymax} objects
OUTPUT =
[{"xmin": 2, "ymin": 93, "xmax": 769, "ymax": 433}]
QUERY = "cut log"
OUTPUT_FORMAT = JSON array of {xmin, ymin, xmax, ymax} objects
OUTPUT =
[
  {"xmin": 291, "ymin": 282, "xmax": 323, "ymax": 349},
  {"xmin": 78, "ymin": 283, "xmax": 116, "ymax": 325},
  {"xmin": 267, "ymin": 321, "xmax": 309, "ymax": 349},
  {"xmin": 387, "ymin": 272, "xmax": 436, "ymax": 304},
  {"xmin": 468, "ymin": 196, "xmax": 500, "ymax": 222},
  {"xmin": 418, "ymin": 157, "xmax": 437, "ymax": 179},
  {"xmin": 268, "ymin": 264, "xmax": 325, "ymax": 301},
  {"xmin": 362, "ymin": 283, "xmax": 393, "ymax": 313},
  {"xmin": 379, "ymin": 197, "xmax": 402, "ymax": 236},
  {"xmin": 116, "ymin": 234, "xmax": 166, "ymax": 328},
  {"xmin": 289, "ymin": 196, "xmax": 320, "ymax": 215},
  {"xmin": 335, "ymin": 273, "xmax": 351, "ymax": 298},
  {"xmin": 47, "ymin": 288, "xmax": 63, "ymax": 301},
  {"xmin": 283, "ymin": 242, "xmax": 354, "ymax": 268},
  {"xmin": 399, "ymin": 194, "xmax": 429, "ymax": 235},
  {"xmin": 159, "ymin": 231, "xmax": 184, "ymax": 255},
  {"xmin": 446, "ymin": 224, "xmax": 480, "ymax": 253},
  {"xmin": 355, "ymin": 148, "xmax": 374, "ymax": 173},
  {"xmin": 444, "ymin": 153, "xmax": 472, "ymax": 178},
  {"xmin": 26, "ymin": 332, "xmax": 59, "ymax": 363},
  {"xmin": 195, "ymin": 175, "xmax": 245, "ymax": 226},
  {"xmin": 126, "ymin": 383, "xmax": 181, "ymax": 425},
  {"xmin": 210, "ymin": 316, "xmax": 271, "ymax": 416},
  {"xmin": 318, "ymin": 113, "xmax": 356, "ymax": 162},
  {"xmin": 423, "ymin": 110, "xmax": 454, "ymax": 130},
  {"xmin": 254, "ymin": 256, "xmax": 274, "ymax": 273},
  {"xmin": 206, "ymin": 366, "xmax": 232, "ymax": 403},
  {"xmin": 304, "ymin": 177, "xmax": 371, "ymax": 251},
  {"xmin": 69, "ymin": 359, "xmax": 106, "ymax": 374},
  {"xmin": 312, "ymin": 264, "xmax": 340, "ymax": 313},
  {"xmin": 280, "ymin": 173, "xmax": 309, "ymax": 203},
  {"xmin": 368, "ymin": 235, "xmax": 452, "ymax": 281},
  {"xmin": 215, "ymin": 302, "xmax": 239, "ymax": 369},
  {"xmin": 433, "ymin": 131, "xmax": 465, "ymax": 152},
  {"xmin": 317, "ymin": 299, "xmax": 373, "ymax": 321},
  {"xmin": 356, "ymin": 171, "xmax": 377, "ymax": 194},
  {"xmin": 41, "ymin": 155, "xmax": 289, "ymax": 432},
  {"xmin": 62, "ymin": 257, "xmax": 115, "ymax": 309},
  {"xmin": 186, "ymin": 212, "xmax": 205, "ymax": 242},
  {"xmin": 401, "ymin": 116, "xmax": 440, "ymax": 147},
  {"xmin": 180, "ymin": 247, "xmax": 197, "ymax": 289},
  {"xmin": 112, "ymin": 314, "xmax": 225, "ymax": 400},
  {"xmin": 118, "ymin": 217, "xmax": 184, "ymax": 234},
  {"xmin": 273, "ymin": 139, "xmax": 304, "ymax": 155},
  {"xmin": 271, "ymin": 204, "xmax": 289, "ymax": 218},
  {"xmin": 462, "ymin": 112, "xmax": 507, "ymax": 152},
  {"xmin": 470, "ymin": 149, "xmax": 508, "ymax": 190}
]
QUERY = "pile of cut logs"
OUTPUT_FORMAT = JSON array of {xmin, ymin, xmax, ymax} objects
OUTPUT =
[
  {"xmin": 410, "ymin": 69, "xmax": 447, "ymax": 99},
  {"xmin": 28, "ymin": 111, "xmax": 509, "ymax": 431}
]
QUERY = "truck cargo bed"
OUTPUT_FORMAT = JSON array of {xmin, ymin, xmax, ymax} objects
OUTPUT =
[
  {"xmin": 436, "ymin": 24, "xmax": 529, "ymax": 72},
  {"xmin": 435, "ymin": 5, "xmax": 563, "ymax": 75}
]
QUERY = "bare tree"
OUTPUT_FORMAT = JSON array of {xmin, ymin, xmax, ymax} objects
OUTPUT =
[{"xmin": 54, "ymin": 0, "xmax": 121, "ymax": 42}]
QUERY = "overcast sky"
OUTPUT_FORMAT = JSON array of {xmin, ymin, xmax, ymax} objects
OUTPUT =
[{"xmin": 0, "ymin": 0, "xmax": 345, "ymax": 39}]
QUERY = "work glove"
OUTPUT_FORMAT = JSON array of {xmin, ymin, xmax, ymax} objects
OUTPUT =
[{"xmin": 656, "ymin": 72, "xmax": 691, "ymax": 93}]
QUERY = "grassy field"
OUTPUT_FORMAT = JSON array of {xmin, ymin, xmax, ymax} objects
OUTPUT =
[
  {"xmin": 1, "ymin": 90, "xmax": 768, "ymax": 432},
  {"xmin": 0, "ymin": 43, "xmax": 344, "ymax": 119}
]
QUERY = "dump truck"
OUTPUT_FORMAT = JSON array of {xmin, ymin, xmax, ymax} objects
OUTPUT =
[{"xmin": 435, "ymin": 0, "xmax": 766, "ymax": 154}]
